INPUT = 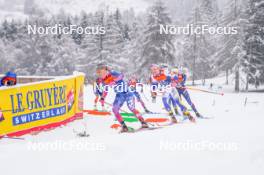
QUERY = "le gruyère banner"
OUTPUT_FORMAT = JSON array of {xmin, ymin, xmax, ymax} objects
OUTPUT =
[{"xmin": 0, "ymin": 74, "xmax": 84, "ymax": 137}]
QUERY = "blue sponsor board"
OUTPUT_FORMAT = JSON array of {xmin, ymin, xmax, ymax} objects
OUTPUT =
[{"xmin": 12, "ymin": 106, "xmax": 66, "ymax": 126}]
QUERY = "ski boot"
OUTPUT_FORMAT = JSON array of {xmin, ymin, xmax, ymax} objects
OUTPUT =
[
  {"xmin": 93, "ymin": 104, "xmax": 97, "ymax": 111},
  {"xmin": 120, "ymin": 122, "xmax": 129, "ymax": 133},
  {"xmin": 174, "ymin": 107, "xmax": 180, "ymax": 115},
  {"xmin": 195, "ymin": 112, "xmax": 203, "ymax": 118},
  {"xmin": 183, "ymin": 111, "xmax": 196, "ymax": 123},
  {"xmin": 171, "ymin": 116, "xmax": 178, "ymax": 123},
  {"xmin": 169, "ymin": 111, "xmax": 178, "ymax": 123},
  {"xmin": 139, "ymin": 118, "xmax": 149, "ymax": 128},
  {"xmin": 144, "ymin": 107, "xmax": 151, "ymax": 114}
]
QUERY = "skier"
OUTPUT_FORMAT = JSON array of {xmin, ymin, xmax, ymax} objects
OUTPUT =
[
  {"xmin": 0, "ymin": 72, "xmax": 17, "ymax": 87},
  {"xmin": 169, "ymin": 67, "xmax": 184, "ymax": 115},
  {"xmin": 149, "ymin": 64, "xmax": 159, "ymax": 103},
  {"xmin": 96, "ymin": 64, "xmax": 148, "ymax": 132},
  {"xmin": 159, "ymin": 65, "xmax": 180, "ymax": 115},
  {"xmin": 93, "ymin": 77, "xmax": 107, "ymax": 111},
  {"xmin": 175, "ymin": 67, "xmax": 202, "ymax": 118},
  {"xmin": 150, "ymin": 65, "xmax": 195, "ymax": 123},
  {"xmin": 128, "ymin": 75, "xmax": 150, "ymax": 113}
]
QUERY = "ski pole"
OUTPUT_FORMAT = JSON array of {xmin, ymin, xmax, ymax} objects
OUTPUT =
[
  {"xmin": 179, "ymin": 86, "xmax": 224, "ymax": 96},
  {"xmin": 1, "ymin": 136, "xmax": 25, "ymax": 140},
  {"xmin": 141, "ymin": 91, "xmax": 150, "ymax": 102}
]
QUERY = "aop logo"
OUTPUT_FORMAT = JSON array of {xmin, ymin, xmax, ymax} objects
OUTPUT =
[
  {"xmin": 0, "ymin": 108, "xmax": 4, "ymax": 123},
  {"xmin": 67, "ymin": 88, "xmax": 75, "ymax": 112}
]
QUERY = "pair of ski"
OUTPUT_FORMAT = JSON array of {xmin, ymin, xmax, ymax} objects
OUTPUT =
[
  {"xmin": 119, "ymin": 120, "xmax": 184, "ymax": 133},
  {"xmin": 120, "ymin": 125, "xmax": 163, "ymax": 133},
  {"xmin": 126, "ymin": 110, "xmax": 212, "ymax": 120},
  {"xmin": 118, "ymin": 114, "xmax": 213, "ymax": 134},
  {"xmin": 86, "ymin": 109, "xmax": 212, "ymax": 120}
]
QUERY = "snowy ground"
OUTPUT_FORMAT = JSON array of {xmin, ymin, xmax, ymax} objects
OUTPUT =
[{"xmin": 0, "ymin": 77, "xmax": 264, "ymax": 175}]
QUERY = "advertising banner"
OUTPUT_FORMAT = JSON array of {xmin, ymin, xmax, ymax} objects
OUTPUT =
[{"xmin": 0, "ymin": 74, "xmax": 84, "ymax": 137}]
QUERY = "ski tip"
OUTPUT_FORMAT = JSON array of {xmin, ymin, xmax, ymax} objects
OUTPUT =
[
  {"xmin": 111, "ymin": 124, "xmax": 121, "ymax": 129},
  {"xmin": 145, "ymin": 118, "xmax": 169, "ymax": 123},
  {"xmin": 84, "ymin": 109, "xmax": 111, "ymax": 116}
]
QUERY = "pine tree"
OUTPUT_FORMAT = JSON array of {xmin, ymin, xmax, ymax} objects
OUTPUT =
[
  {"xmin": 103, "ymin": 13, "xmax": 126, "ymax": 70},
  {"xmin": 119, "ymin": 18, "xmax": 145, "ymax": 77},
  {"xmin": 76, "ymin": 12, "xmax": 105, "ymax": 79},
  {"xmin": 182, "ymin": 0, "xmax": 219, "ymax": 85},
  {"xmin": 212, "ymin": 0, "xmax": 247, "ymax": 91},
  {"xmin": 0, "ymin": 20, "xmax": 18, "ymax": 42},
  {"xmin": 76, "ymin": 10, "xmax": 126, "ymax": 80},
  {"xmin": 243, "ymin": 0, "xmax": 264, "ymax": 90},
  {"xmin": 0, "ymin": 39, "xmax": 11, "ymax": 73},
  {"xmin": 12, "ymin": 19, "xmax": 52, "ymax": 75},
  {"xmin": 72, "ymin": 11, "xmax": 90, "ymax": 45},
  {"xmin": 44, "ymin": 34, "xmax": 77, "ymax": 76},
  {"xmin": 199, "ymin": 0, "xmax": 220, "ymax": 25},
  {"xmin": 140, "ymin": 0, "xmax": 175, "ymax": 76}
]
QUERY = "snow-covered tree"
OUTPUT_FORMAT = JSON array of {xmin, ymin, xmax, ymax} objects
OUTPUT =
[
  {"xmin": 0, "ymin": 39, "xmax": 16, "ymax": 73},
  {"xmin": 0, "ymin": 20, "xmax": 18, "ymax": 42},
  {"xmin": 118, "ymin": 17, "xmax": 146, "ymax": 77},
  {"xmin": 77, "ymin": 10, "xmax": 126, "ymax": 79},
  {"xmin": 243, "ymin": 0, "xmax": 264, "ymax": 90},
  {"xmin": 76, "ymin": 12, "xmax": 104, "ymax": 79},
  {"xmin": 199, "ymin": 0, "xmax": 220, "ymax": 25},
  {"xmin": 43, "ymin": 35, "xmax": 77, "ymax": 76},
  {"xmin": 140, "ymin": 1, "xmax": 175, "ymax": 77},
  {"xmin": 212, "ymin": 0, "xmax": 248, "ymax": 91},
  {"xmin": 183, "ymin": 0, "xmax": 219, "ymax": 85}
]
